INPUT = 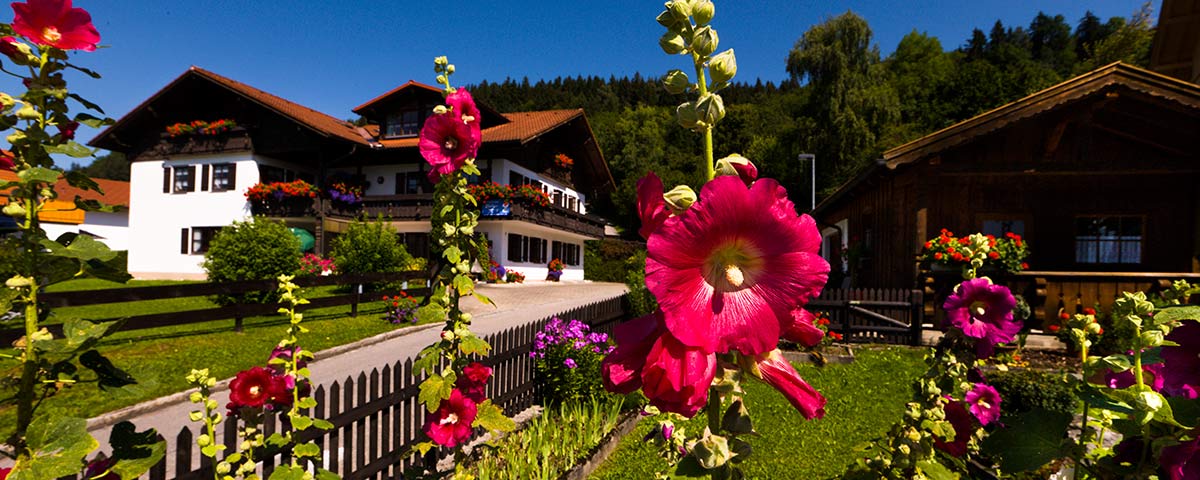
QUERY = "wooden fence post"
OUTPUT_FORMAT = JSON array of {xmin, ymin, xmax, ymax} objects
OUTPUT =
[
  {"xmin": 910, "ymin": 289, "xmax": 925, "ymax": 346},
  {"xmin": 233, "ymin": 303, "xmax": 243, "ymax": 333},
  {"xmin": 350, "ymin": 283, "xmax": 362, "ymax": 318}
]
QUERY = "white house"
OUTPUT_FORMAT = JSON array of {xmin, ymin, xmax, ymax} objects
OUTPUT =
[
  {"xmin": 90, "ymin": 67, "xmax": 613, "ymax": 280},
  {"xmin": 0, "ymin": 170, "xmax": 129, "ymax": 251}
]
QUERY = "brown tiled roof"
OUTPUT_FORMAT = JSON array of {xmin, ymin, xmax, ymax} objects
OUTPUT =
[
  {"xmin": 376, "ymin": 109, "xmax": 583, "ymax": 149},
  {"xmin": 187, "ymin": 67, "xmax": 368, "ymax": 145},
  {"xmin": 0, "ymin": 171, "xmax": 129, "ymax": 224}
]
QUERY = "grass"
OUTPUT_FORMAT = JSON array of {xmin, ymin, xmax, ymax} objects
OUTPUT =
[
  {"xmin": 588, "ymin": 346, "xmax": 929, "ymax": 480},
  {"xmin": 0, "ymin": 278, "xmax": 429, "ymax": 439}
]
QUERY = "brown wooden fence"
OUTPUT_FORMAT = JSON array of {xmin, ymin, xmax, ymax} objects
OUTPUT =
[
  {"xmin": 0, "ymin": 271, "xmax": 431, "ymax": 344},
  {"xmin": 807, "ymin": 288, "xmax": 925, "ymax": 345},
  {"xmin": 61, "ymin": 294, "xmax": 628, "ymax": 480}
]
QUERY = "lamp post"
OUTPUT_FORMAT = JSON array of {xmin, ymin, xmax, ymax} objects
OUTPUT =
[{"xmin": 798, "ymin": 153, "xmax": 815, "ymax": 211}]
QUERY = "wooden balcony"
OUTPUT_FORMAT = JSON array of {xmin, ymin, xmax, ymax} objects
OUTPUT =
[{"xmin": 313, "ymin": 194, "xmax": 606, "ymax": 238}]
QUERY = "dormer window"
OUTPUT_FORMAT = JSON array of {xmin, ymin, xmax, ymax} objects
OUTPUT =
[{"xmin": 385, "ymin": 110, "xmax": 421, "ymax": 138}]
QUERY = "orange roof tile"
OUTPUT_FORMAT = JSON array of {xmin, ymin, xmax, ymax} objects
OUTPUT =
[
  {"xmin": 0, "ymin": 171, "xmax": 128, "ymax": 224},
  {"xmin": 376, "ymin": 109, "xmax": 583, "ymax": 149}
]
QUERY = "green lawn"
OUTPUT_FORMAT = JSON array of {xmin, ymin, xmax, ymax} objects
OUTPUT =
[
  {"xmin": 1, "ymin": 279, "xmax": 428, "ymax": 439},
  {"xmin": 589, "ymin": 346, "xmax": 929, "ymax": 480}
]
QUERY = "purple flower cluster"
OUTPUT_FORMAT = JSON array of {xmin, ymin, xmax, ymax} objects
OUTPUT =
[
  {"xmin": 328, "ymin": 189, "xmax": 361, "ymax": 205},
  {"xmin": 531, "ymin": 317, "xmax": 614, "ymax": 360}
]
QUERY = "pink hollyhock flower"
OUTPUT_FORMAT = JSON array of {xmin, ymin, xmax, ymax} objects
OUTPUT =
[
  {"xmin": 934, "ymin": 398, "xmax": 973, "ymax": 457},
  {"xmin": 456, "ymin": 362, "xmax": 491, "ymax": 402},
  {"xmin": 601, "ymin": 311, "xmax": 663, "ymax": 394},
  {"xmin": 964, "ymin": 383, "xmax": 1001, "ymax": 426},
  {"xmin": 752, "ymin": 349, "xmax": 826, "ymax": 419},
  {"xmin": 1104, "ymin": 357, "xmax": 1165, "ymax": 392},
  {"xmin": 0, "ymin": 36, "xmax": 22, "ymax": 59},
  {"xmin": 640, "ymin": 328, "xmax": 717, "ymax": 417},
  {"xmin": 782, "ymin": 308, "xmax": 825, "ymax": 348},
  {"xmin": 11, "ymin": 0, "xmax": 100, "ymax": 51},
  {"xmin": 1161, "ymin": 321, "xmax": 1200, "ymax": 399},
  {"xmin": 419, "ymin": 111, "xmax": 481, "ymax": 183},
  {"xmin": 943, "ymin": 277, "xmax": 1019, "ymax": 358},
  {"xmin": 1161, "ymin": 431, "xmax": 1200, "ymax": 480},
  {"xmin": 646, "ymin": 175, "xmax": 830, "ymax": 355},
  {"xmin": 228, "ymin": 366, "xmax": 278, "ymax": 409},
  {"xmin": 423, "ymin": 389, "xmax": 477, "ymax": 447},
  {"xmin": 446, "ymin": 89, "xmax": 481, "ymax": 126},
  {"xmin": 637, "ymin": 172, "xmax": 671, "ymax": 240}
]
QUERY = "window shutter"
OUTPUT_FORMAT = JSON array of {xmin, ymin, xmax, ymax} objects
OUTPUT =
[
  {"xmin": 186, "ymin": 166, "xmax": 197, "ymax": 192},
  {"xmin": 395, "ymin": 173, "xmax": 403, "ymax": 195},
  {"xmin": 541, "ymin": 239, "xmax": 548, "ymax": 263},
  {"xmin": 508, "ymin": 233, "xmax": 522, "ymax": 262},
  {"xmin": 163, "ymin": 167, "xmax": 171, "ymax": 193},
  {"xmin": 181, "ymin": 228, "xmax": 190, "ymax": 254},
  {"xmin": 201, "ymin": 165, "xmax": 210, "ymax": 191},
  {"xmin": 522, "ymin": 236, "xmax": 529, "ymax": 262},
  {"xmin": 227, "ymin": 164, "xmax": 236, "ymax": 190}
]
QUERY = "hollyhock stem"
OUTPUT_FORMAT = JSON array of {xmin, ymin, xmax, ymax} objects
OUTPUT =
[{"xmin": 692, "ymin": 53, "xmax": 714, "ymax": 181}]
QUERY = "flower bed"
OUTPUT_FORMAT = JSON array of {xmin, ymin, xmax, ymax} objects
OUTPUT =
[{"xmin": 467, "ymin": 181, "xmax": 551, "ymax": 208}]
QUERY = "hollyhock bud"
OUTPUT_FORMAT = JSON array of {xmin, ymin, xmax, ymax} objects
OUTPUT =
[
  {"xmin": 708, "ymin": 49, "xmax": 737, "ymax": 84},
  {"xmin": 692, "ymin": 26, "xmax": 719, "ymax": 57},
  {"xmin": 692, "ymin": 0, "xmax": 714, "ymax": 25},
  {"xmin": 663, "ymin": 69, "xmax": 691, "ymax": 95},
  {"xmin": 661, "ymin": 421, "xmax": 675, "ymax": 440},
  {"xmin": 692, "ymin": 434, "xmax": 733, "ymax": 469},
  {"xmin": 714, "ymin": 153, "xmax": 757, "ymax": 185},
  {"xmin": 3, "ymin": 203, "xmax": 26, "ymax": 217},
  {"xmin": 663, "ymin": 185, "xmax": 696, "ymax": 213},
  {"xmin": 667, "ymin": 0, "xmax": 691, "ymax": 21},
  {"xmin": 749, "ymin": 350, "xmax": 826, "ymax": 419},
  {"xmin": 659, "ymin": 32, "xmax": 686, "ymax": 55},
  {"xmin": 0, "ymin": 150, "xmax": 14, "ymax": 171},
  {"xmin": 0, "ymin": 36, "xmax": 33, "ymax": 65},
  {"xmin": 656, "ymin": 10, "xmax": 681, "ymax": 31},
  {"xmin": 696, "ymin": 93, "xmax": 725, "ymax": 126},
  {"xmin": 434, "ymin": 56, "xmax": 448, "ymax": 66},
  {"xmin": 675, "ymin": 101, "xmax": 701, "ymax": 129}
]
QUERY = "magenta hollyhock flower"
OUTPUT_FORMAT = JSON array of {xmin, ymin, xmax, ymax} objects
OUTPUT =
[
  {"xmin": 563, "ymin": 358, "xmax": 577, "ymax": 369},
  {"xmin": 1105, "ymin": 357, "xmax": 1166, "ymax": 392},
  {"xmin": 640, "ymin": 328, "xmax": 717, "ymax": 417},
  {"xmin": 446, "ymin": 89, "xmax": 481, "ymax": 126},
  {"xmin": 934, "ymin": 398, "xmax": 973, "ymax": 457},
  {"xmin": 419, "ymin": 111, "xmax": 481, "ymax": 182},
  {"xmin": 782, "ymin": 308, "xmax": 825, "ymax": 348},
  {"xmin": 1161, "ymin": 432, "xmax": 1200, "ymax": 480},
  {"xmin": 456, "ymin": 362, "xmax": 491, "ymax": 403},
  {"xmin": 637, "ymin": 172, "xmax": 671, "ymax": 240},
  {"xmin": 229, "ymin": 366, "xmax": 281, "ymax": 409},
  {"xmin": 943, "ymin": 277, "xmax": 1019, "ymax": 357},
  {"xmin": 423, "ymin": 389, "xmax": 477, "ymax": 447},
  {"xmin": 1162, "ymin": 321, "xmax": 1200, "ymax": 399},
  {"xmin": 753, "ymin": 350, "xmax": 826, "ymax": 419},
  {"xmin": 601, "ymin": 311, "xmax": 663, "ymax": 394},
  {"xmin": 646, "ymin": 176, "xmax": 830, "ymax": 355},
  {"xmin": 11, "ymin": 0, "xmax": 100, "ymax": 51},
  {"xmin": 964, "ymin": 383, "xmax": 1001, "ymax": 426}
]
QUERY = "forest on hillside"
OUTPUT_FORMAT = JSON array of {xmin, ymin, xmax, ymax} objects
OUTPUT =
[{"xmin": 467, "ymin": 6, "xmax": 1155, "ymax": 234}]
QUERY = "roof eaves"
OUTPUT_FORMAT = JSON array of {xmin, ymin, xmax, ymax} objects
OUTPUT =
[
  {"xmin": 352, "ymin": 80, "xmax": 443, "ymax": 114},
  {"xmin": 812, "ymin": 159, "xmax": 886, "ymax": 218}
]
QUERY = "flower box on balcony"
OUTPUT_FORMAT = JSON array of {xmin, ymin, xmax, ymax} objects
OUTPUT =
[{"xmin": 481, "ymin": 199, "xmax": 511, "ymax": 217}]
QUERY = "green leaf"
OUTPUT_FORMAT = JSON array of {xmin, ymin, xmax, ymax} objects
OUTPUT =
[
  {"xmin": 312, "ymin": 418, "xmax": 334, "ymax": 430},
  {"xmin": 917, "ymin": 460, "xmax": 959, "ymax": 480},
  {"xmin": 296, "ymin": 397, "xmax": 317, "ymax": 409},
  {"xmin": 453, "ymin": 274, "xmax": 473, "ymax": 295},
  {"xmin": 18, "ymin": 166, "xmax": 60, "ymax": 184},
  {"xmin": 80, "ymin": 349, "xmax": 137, "ymax": 389},
  {"xmin": 42, "ymin": 234, "xmax": 118, "ymax": 262},
  {"xmin": 413, "ymin": 345, "xmax": 441, "ymax": 375},
  {"xmin": 290, "ymin": 414, "xmax": 313, "ymax": 431},
  {"xmin": 1078, "ymin": 385, "xmax": 1134, "ymax": 414},
  {"xmin": 315, "ymin": 468, "xmax": 339, "ymax": 480},
  {"xmin": 444, "ymin": 246, "xmax": 462, "ymax": 263},
  {"xmin": 264, "ymin": 433, "xmax": 290, "ymax": 449},
  {"xmin": 472, "ymin": 399, "xmax": 515, "ymax": 433},
  {"xmin": 45, "ymin": 141, "xmax": 93, "ymax": 158},
  {"xmin": 671, "ymin": 456, "xmax": 709, "ymax": 477},
  {"xmin": 473, "ymin": 292, "xmax": 495, "ymax": 307},
  {"xmin": 458, "ymin": 334, "xmax": 491, "ymax": 356},
  {"xmin": 1093, "ymin": 354, "xmax": 1133, "ymax": 373},
  {"xmin": 292, "ymin": 442, "xmax": 321, "ymax": 458},
  {"xmin": 9, "ymin": 416, "xmax": 99, "ymax": 480},
  {"xmin": 414, "ymin": 441, "xmax": 436, "ymax": 456},
  {"xmin": 721, "ymin": 399, "xmax": 754, "ymax": 435},
  {"xmin": 72, "ymin": 112, "xmax": 112, "ymax": 128},
  {"xmin": 109, "ymin": 421, "xmax": 166, "ymax": 480},
  {"xmin": 69, "ymin": 93, "xmax": 106, "ymax": 114},
  {"xmin": 1168, "ymin": 397, "xmax": 1200, "ymax": 427},
  {"xmin": 268, "ymin": 465, "xmax": 308, "ymax": 480},
  {"xmin": 63, "ymin": 170, "xmax": 101, "ymax": 192},
  {"xmin": 980, "ymin": 409, "xmax": 1071, "ymax": 472},
  {"xmin": 1155, "ymin": 308, "xmax": 1200, "ymax": 324},
  {"xmin": 419, "ymin": 373, "xmax": 454, "ymax": 413},
  {"xmin": 83, "ymin": 253, "xmax": 134, "ymax": 283},
  {"xmin": 62, "ymin": 317, "xmax": 120, "ymax": 351}
]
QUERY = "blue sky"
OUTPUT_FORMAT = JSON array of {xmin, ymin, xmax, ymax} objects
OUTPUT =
[{"xmin": 31, "ymin": 0, "xmax": 1148, "ymax": 162}]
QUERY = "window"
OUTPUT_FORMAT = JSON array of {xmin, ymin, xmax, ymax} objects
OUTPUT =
[
  {"xmin": 211, "ymin": 164, "xmax": 236, "ymax": 191},
  {"xmin": 552, "ymin": 240, "xmax": 562, "ymax": 262},
  {"xmin": 507, "ymin": 233, "xmax": 526, "ymax": 262},
  {"xmin": 508, "ymin": 171, "xmax": 536, "ymax": 187},
  {"xmin": 182, "ymin": 227, "xmax": 221, "ymax": 255},
  {"xmin": 982, "ymin": 219, "xmax": 1026, "ymax": 238},
  {"xmin": 568, "ymin": 197, "xmax": 578, "ymax": 212},
  {"xmin": 385, "ymin": 110, "xmax": 421, "ymax": 138},
  {"xmin": 172, "ymin": 166, "xmax": 196, "ymax": 193},
  {"xmin": 563, "ymin": 243, "xmax": 581, "ymax": 266},
  {"xmin": 529, "ymin": 237, "xmax": 543, "ymax": 264},
  {"xmin": 1075, "ymin": 216, "xmax": 1143, "ymax": 264},
  {"xmin": 395, "ymin": 172, "xmax": 425, "ymax": 194}
]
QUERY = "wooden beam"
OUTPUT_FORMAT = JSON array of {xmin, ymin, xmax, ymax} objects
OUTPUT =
[{"xmin": 1093, "ymin": 123, "xmax": 1192, "ymax": 157}]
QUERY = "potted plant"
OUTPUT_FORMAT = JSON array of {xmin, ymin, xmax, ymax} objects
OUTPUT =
[
  {"xmin": 920, "ymin": 229, "xmax": 1029, "ymax": 276},
  {"xmin": 547, "ymin": 258, "xmax": 565, "ymax": 281},
  {"xmin": 245, "ymin": 180, "xmax": 319, "ymax": 216}
]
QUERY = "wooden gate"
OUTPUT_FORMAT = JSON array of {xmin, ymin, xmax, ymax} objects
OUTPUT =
[{"xmin": 807, "ymin": 288, "xmax": 925, "ymax": 345}]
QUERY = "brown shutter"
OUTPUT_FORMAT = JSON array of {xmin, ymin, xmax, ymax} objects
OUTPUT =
[
  {"xmin": 181, "ymin": 228, "xmax": 189, "ymax": 254},
  {"xmin": 200, "ymin": 165, "xmax": 210, "ymax": 191},
  {"xmin": 541, "ymin": 239, "xmax": 548, "ymax": 263},
  {"xmin": 186, "ymin": 166, "xmax": 197, "ymax": 192},
  {"xmin": 163, "ymin": 167, "xmax": 171, "ymax": 193},
  {"xmin": 226, "ymin": 164, "xmax": 236, "ymax": 190}
]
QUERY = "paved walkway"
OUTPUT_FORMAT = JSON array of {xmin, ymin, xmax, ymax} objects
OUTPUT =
[{"xmin": 82, "ymin": 281, "xmax": 628, "ymax": 467}]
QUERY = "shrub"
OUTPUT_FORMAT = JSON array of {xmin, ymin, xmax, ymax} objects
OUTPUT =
[
  {"xmin": 987, "ymin": 369, "xmax": 1077, "ymax": 417},
  {"xmin": 329, "ymin": 217, "xmax": 415, "ymax": 276},
  {"xmin": 584, "ymin": 239, "xmax": 643, "ymax": 283},
  {"xmin": 202, "ymin": 217, "xmax": 301, "ymax": 305},
  {"xmin": 532, "ymin": 318, "xmax": 612, "ymax": 405},
  {"xmin": 624, "ymin": 250, "xmax": 658, "ymax": 317}
]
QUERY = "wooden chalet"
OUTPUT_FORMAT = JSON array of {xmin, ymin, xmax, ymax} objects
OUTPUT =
[{"xmin": 812, "ymin": 62, "xmax": 1200, "ymax": 321}]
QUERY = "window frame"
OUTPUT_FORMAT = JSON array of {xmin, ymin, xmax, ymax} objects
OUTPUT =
[
  {"xmin": 184, "ymin": 226, "xmax": 222, "ymax": 255},
  {"xmin": 1074, "ymin": 215, "xmax": 1145, "ymax": 265},
  {"xmin": 172, "ymin": 166, "xmax": 196, "ymax": 193},
  {"xmin": 211, "ymin": 163, "xmax": 236, "ymax": 192}
]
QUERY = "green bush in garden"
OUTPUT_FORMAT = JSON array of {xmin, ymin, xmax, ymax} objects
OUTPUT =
[
  {"xmin": 532, "ymin": 318, "xmax": 613, "ymax": 405},
  {"xmin": 202, "ymin": 217, "xmax": 301, "ymax": 305},
  {"xmin": 584, "ymin": 238, "xmax": 643, "ymax": 283},
  {"xmin": 987, "ymin": 368, "xmax": 1078, "ymax": 417},
  {"xmin": 624, "ymin": 250, "xmax": 658, "ymax": 317},
  {"xmin": 329, "ymin": 216, "xmax": 416, "ymax": 276}
]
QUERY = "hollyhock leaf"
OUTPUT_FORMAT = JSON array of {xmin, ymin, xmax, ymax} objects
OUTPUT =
[
  {"xmin": 721, "ymin": 399, "xmax": 754, "ymax": 434},
  {"xmin": 1153, "ymin": 307, "xmax": 1200, "ymax": 324},
  {"xmin": 418, "ymin": 374, "xmax": 454, "ymax": 413},
  {"xmin": 1168, "ymin": 396, "xmax": 1200, "ymax": 427},
  {"xmin": 458, "ymin": 334, "xmax": 491, "ymax": 356},
  {"xmin": 80, "ymin": 349, "xmax": 136, "ymax": 389},
  {"xmin": 472, "ymin": 399, "xmax": 515, "ymax": 433},
  {"xmin": 915, "ymin": 460, "xmax": 959, "ymax": 480},
  {"xmin": 413, "ymin": 345, "xmax": 441, "ymax": 375},
  {"xmin": 18, "ymin": 166, "xmax": 59, "ymax": 183},
  {"xmin": 1095, "ymin": 354, "xmax": 1133, "ymax": 373},
  {"xmin": 109, "ymin": 422, "xmax": 166, "ymax": 480},
  {"xmin": 290, "ymin": 414, "xmax": 313, "ymax": 431},
  {"xmin": 473, "ymin": 292, "xmax": 495, "ymax": 307},
  {"xmin": 9, "ymin": 416, "xmax": 98, "ymax": 480},
  {"xmin": 443, "ymin": 246, "xmax": 462, "ymax": 263},
  {"xmin": 45, "ymin": 140, "xmax": 91, "ymax": 158},
  {"xmin": 672, "ymin": 456, "xmax": 709, "ymax": 477},
  {"xmin": 292, "ymin": 442, "xmax": 321, "ymax": 459},
  {"xmin": 453, "ymin": 274, "xmax": 473, "ymax": 295},
  {"xmin": 981, "ymin": 409, "xmax": 1071, "ymax": 472},
  {"xmin": 1078, "ymin": 385, "xmax": 1134, "ymax": 414},
  {"xmin": 312, "ymin": 418, "xmax": 334, "ymax": 430}
]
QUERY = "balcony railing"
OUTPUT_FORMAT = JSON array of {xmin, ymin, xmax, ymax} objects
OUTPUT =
[{"xmin": 310, "ymin": 194, "xmax": 605, "ymax": 238}]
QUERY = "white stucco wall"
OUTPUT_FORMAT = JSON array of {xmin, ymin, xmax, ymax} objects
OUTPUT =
[
  {"xmin": 127, "ymin": 153, "xmax": 293, "ymax": 279},
  {"xmin": 495, "ymin": 159, "xmax": 587, "ymax": 215},
  {"xmin": 41, "ymin": 211, "xmax": 129, "ymax": 251},
  {"xmin": 479, "ymin": 221, "xmax": 587, "ymax": 281}
]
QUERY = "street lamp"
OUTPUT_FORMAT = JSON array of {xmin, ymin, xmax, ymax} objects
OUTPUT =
[{"xmin": 798, "ymin": 153, "xmax": 815, "ymax": 212}]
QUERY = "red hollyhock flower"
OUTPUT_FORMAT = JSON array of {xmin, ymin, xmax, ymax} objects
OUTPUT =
[
  {"xmin": 419, "ymin": 111, "xmax": 481, "ymax": 183},
  {"xmin": 0, "ymin": 150, "xmax": 13, "ymax": 171},
  {"xmin": 752, "ymin": 349, "xmax": 826, "ymax": 419},
  {"xmin": 601, "ymin": 311, "xmax": 662, "ymax": 394},
  {"xmin": 636, "ymin": 172, "xmax": 671, "ymax": 240},
  {"xmin": 646, "ymin": 176, "xmax": 830, "ymax": 355},
  {"xmin": 934, "ymin": 398, "xmax": 974, "ymax": 457},
  {"xmin": 229, "ymin": 366, "xmax": 280, "ymax": 409},
  {"xmin": 639, "ymin": 327, "xmax": 717, "ymax": 417},
  {"xmin": 58, "ymin": 120, "xmax": 78, "ymax": 140},
  {"xmin": 456, "ymin": 362, "xmax": 492, "ymax": 402},
  {"xmin": 1160, "ymin": 430, "xmax": 1200, "ymax": 480},
  {"xmin": 0, "ymin": 467, "xmax": 10, "ymax": 479},
  {"xmin": 446, "ymin": 89, "xmax": 481, "ymax": 127},
  {"xmin": 11, "ymin": 0, "xmax": 100, "ymax": 51},
  {"xmin": 423, "ymin": 389, "xmax": 477, "ymax": 447}
]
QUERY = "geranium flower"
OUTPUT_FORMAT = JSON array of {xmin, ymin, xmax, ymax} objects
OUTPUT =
[
  {"xmin": 11, "ymin": 0, "xmax": 100, "ymax": 51},
  {"xmin": 751, "ymin": 349, "xmax": 826, "ymax": 419},
  {"xmin": 943, "ymin": 277, "xmax": 1019, "ymax": 357},
  {"xmin": 229, "ymin": 366, "xmax": 283, "ymax": 409},
  {"xmin": 1161, "ymin": 432, "xmax": 1200, "ymax": 480},
  {"xmin": 964, "ymin": 383, "xmax": 1001, "ymax": 425},
  {"xmin": 934, "ymin": 398, "xmax": 973, "ymax": 457},
  {"xmin": 423, "ymin": 389, "xmax": 477, "ymax": 447},
  {"xmin": 457, "ymin": 362, "xmax": 491, "ymax": 402},
  {"xmin": 637, "ymin": 172, "xmax": 671, "ymax": 240},
  {"xmin": 646, "ymin": 176, "xmax": 829, "ymax": 355},
  {"xmin": 1161, "ymin": 321, "xmax": 1200, "ymax": 399},
  {"xmin": 601, "ymin": 311, "xmax": 663, "ymax": 394},
  {"xmin": 640, "ymin": 329, "xmax": 717, "ymax": 417},
  {"xmin": 419, "ymin": 111, "xmax": 481, "ymax": 182}
]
